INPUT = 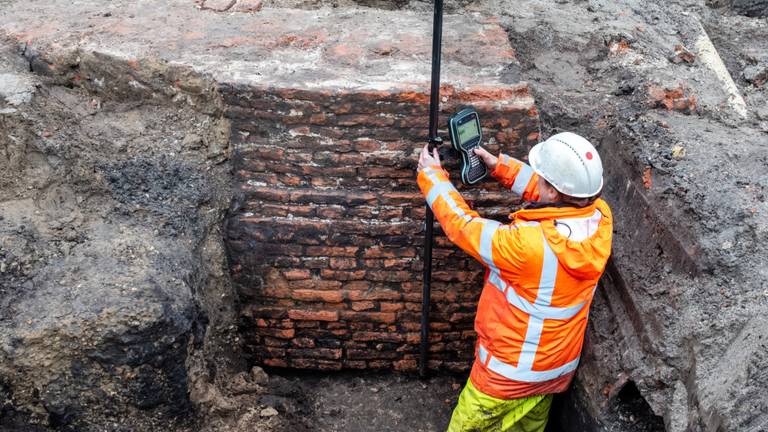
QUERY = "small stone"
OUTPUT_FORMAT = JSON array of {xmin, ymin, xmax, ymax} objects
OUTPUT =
[
  {"xmin": 251, "ymin": 366, "xmax": 269, "ymax": 385},
  {"xmin": 183, "ymin": 133, "xmax": 203, "ymax": 150},
  {"xmin": 0, "ymin": 73, "xmax": 35, "ymax": 106},
  {"xmin": 233, "ymin": 0, "xmax": 263, "ymax": 12},
  {"xmin": 669, "ymin": 44, "xmax": 695, "ymax": 64},
  {"xmin": 260, "ymin": 407, "xmax": 278, "ymax": 417},
  {"xmin": 370, "ymin": 387, "xmax": 379, "ymax": 393},
  {"xmin": 202, "ymin": 0, "xmax": 236, "ymax": 11},
  {"xmin": 671, "ymin": 145, "xmax": 686, "ymax": 159}
]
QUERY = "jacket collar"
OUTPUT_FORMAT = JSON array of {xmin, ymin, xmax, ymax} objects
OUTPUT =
[{"xmin": 510, "ymin": 199, "xmax": 602, "ymax": 222}]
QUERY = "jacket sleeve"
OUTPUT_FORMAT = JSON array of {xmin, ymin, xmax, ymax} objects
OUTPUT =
[
  {"xmin": 491, "ymin": 154, "xmax": 541, "ymax": 202},
  {"xmin": 417, "ymin": 166, "xmax": 527, "ymax": 275}
]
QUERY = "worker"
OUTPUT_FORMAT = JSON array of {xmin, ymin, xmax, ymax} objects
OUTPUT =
[{"xmin": 416, "ymin": 132, "xmax": 613, "ymax": 432}]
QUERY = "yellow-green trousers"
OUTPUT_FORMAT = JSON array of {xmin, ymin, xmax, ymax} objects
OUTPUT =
[{"xmin": 446, "ymin": 379, "xmax": 553, "ymax": 432}]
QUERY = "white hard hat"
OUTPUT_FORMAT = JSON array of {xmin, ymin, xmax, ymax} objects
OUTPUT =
[{"xmin": 528, "ymin": 132, "xmax": 604, "ymax": 198}]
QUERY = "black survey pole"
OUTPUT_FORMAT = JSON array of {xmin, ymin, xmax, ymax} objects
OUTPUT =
[{"xmin": 420, "ymin": 0, "xmax": 444, "ymax": 379}]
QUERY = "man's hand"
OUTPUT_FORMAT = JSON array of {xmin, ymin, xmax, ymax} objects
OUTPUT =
[
  {"xmin": 473, "ymin": 147, "xmax": 498, "ymax": 171},
  {"xmin": 417, "ymin": 144, "xmax": 442, "ymax": 172}
]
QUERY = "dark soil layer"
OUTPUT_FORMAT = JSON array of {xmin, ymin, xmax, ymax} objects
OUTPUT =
[{"xmin": 267, "ymin": 370, "xmax": 461, "ymax": 431}]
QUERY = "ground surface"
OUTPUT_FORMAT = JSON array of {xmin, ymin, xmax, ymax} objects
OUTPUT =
[{"xmin": 269, "ymin": 371, "xmax": 460, "ymax": 432}]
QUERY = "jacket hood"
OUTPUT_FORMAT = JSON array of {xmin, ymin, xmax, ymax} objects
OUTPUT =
[{"xmin": 511, "ymin": 199, "xmax": 613, "ymax": 279}]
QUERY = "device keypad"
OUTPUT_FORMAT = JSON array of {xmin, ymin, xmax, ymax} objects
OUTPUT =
[{"xmin": 464, "ymin": 145, "xmax": 486, "ymax": 182}]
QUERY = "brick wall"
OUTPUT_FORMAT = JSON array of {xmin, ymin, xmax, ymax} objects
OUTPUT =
[{"xmin": 224, "ymin": 82, "xmax": 539, "ymax": 371}]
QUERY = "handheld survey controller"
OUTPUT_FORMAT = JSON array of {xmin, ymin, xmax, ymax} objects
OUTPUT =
[{"xmin": 448, "ymin": 108, "xmax": 488, "ymax": 185}]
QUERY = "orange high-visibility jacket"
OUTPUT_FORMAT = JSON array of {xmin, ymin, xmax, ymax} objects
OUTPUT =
[{"xmin": 417, "ymin": 154, "xmax": 613, "ymax": 400}]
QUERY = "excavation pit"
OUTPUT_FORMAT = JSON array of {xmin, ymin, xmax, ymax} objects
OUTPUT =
[{"xmin": 3, "ymin": 0, "xmax": 768, "ymax": 431}]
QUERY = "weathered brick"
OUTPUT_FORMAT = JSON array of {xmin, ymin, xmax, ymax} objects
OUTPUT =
[
  {"xmin": 449, "ymin": 312, "xmax": 475, "ymax": 323},
  {"xmin": 320, "ymin": 269, "xmax": 366, "ymax": 281},
  {"xmin": 393, "ymin": 358, "xmax": 418, "ymax": 371},
  {"xmin": 291, "ymin": 279, "xmax": 342, "ymax": 290},
  {"xmin": 263, "ymin": 358, "xmax": 288, "ymax": 368},
  {"xmin": 343, "ymin": 281, "xmax": 371, "ymax": 291},
  {"xmin": 283, "ymin": 269, "xmax": 311, "ymax": 280},
  {"xmin": 288, "ymin": 348, "xmax": 342, "ymax": 360},
  {"xmin": 316, "ymin": 338, "xmax": 343, "ymax": 348},
  {"xmin": 263, "ymin": 337, "xmax": 287, "ymax": 347},
  {"xmin": 316, "ymin": 206, "xmax": 346, "ymax": 219},
  {"xmin": 353, "ymin": 332, "xmax": 404, "ymax": 343},
  {"xmin": 428, "ymin": 322, "xmax": 451, "ymax": 331},
  {"xmin": 404, "ymin": 302, "xmax": 421, "ymax": 312},
  {"xmin": 292, "ymin": 337, "xmax": 316, "ymax": 348},
  {"xmin": 343, "ymin": 360, "xmax": 368, "ymax": 369},
  {"xmin": 288, "ymin": 309, "xmax": 339, "ymax": 321},
  {"xmin": 366, "ymin": 270, "xmax": 413, "ymax": 282},
  {"xmin": 349, "ymin": 321, "xmax": 375, "ymax": 331},
  {"xmin": 329, "ymin": 257, "xmax": 357, "ymax": 270},
  {"xmin": 363, "ymin": 247, "xmax": 416, "ymax": 258},
  {"xmin": 429, "ymin": 343, "xmax": 446, "ymax": 353},
  {"xmin": 352, "ymin": 138, "xmax": 381, "ymax": 152},
  {"xmin": 340, "ymin": 311, "xmax": 396, "ymax": 324},
  {"xmin": 290, "ymin": 189, "xmax": 377, "ymax": 206},
  {"xmin": 305, "ymin": 246, "xmax": 359, "ymax": 257},
  {"xmin": 379, "ymin": 302, "xmax": 404, "ymax": 312},
  {"xmin": 291, "ymin": 358, "xmax": 343, "ymax": 370},
  {"xmin": 300, "ymin": 257, "xmax": 330, "ymax": 269},
  {"xmin": 295, "ymin": 321, "xmax": 319, "ymax": 328},
  {"xmin": 351, "ymin": 301, "xmax": 375, "ymax": 311},
  {"xmin": 402, "ymin": 322, "xmax": 421, "ymax": 332},
  {"xmin": 292, "ymin": 289, "xmax": 344, "ymax": 303},
  {"xmin": 347, "ymin": 349, "xmax": 398, "ymax": 360},
  {"xmin": 240, "ymin": 185, "xmax": 290, "ymax": 202},
  {"xmin": 406, "ymin": 333, "xmax": 420, "ymax": 344},
  {"xmin": 347, "ymin": 289, "xmax": 401, "ymax": 301}
]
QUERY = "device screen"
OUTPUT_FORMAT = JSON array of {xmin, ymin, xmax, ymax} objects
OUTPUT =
[{"xmin": 457, "ymin": 118, "xmax": 480, "ymax": 146}]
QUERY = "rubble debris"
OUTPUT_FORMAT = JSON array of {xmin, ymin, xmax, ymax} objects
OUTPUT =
[
  {"xmin": 743, "ymin": 64, "xmax": 768, "ymax": 87},
  {"xmin": 201, "ymin": 0, "xmax": 237, "ymax": 11},
  {"xmin": 670, "ymin": 145, "xmax": 686, "ymax": 159},
  {"xmin": 668, "ymin": 44, "xmax": 696, "ymax": 64},
  {"xmin": 605, "ymin": 33, "xmax": 635, "ymax": 57},
  {"xmin": 646, "ymin": 84, "xmax": 697, "ymax": 113},
  {"xmin": 233, "ymin": 0, "xmax": 263, "ymax": 12},
  {"xmin": 642, "ymin": 166, "xmax": 653, "ymax": 190},
  {"xmin": 259, "ymin": 407, "xmax": 279, "ymax": 417}
]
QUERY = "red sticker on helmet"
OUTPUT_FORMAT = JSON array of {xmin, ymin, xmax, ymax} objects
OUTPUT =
[{"xmin": 586, "ymin": 152, "xmax": 593, "ymax": 160}]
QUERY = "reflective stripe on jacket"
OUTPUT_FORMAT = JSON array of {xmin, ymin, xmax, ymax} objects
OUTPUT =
[{"xmin": 417, "ymin": 155, "xmax": 613, "ymax": 400}]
